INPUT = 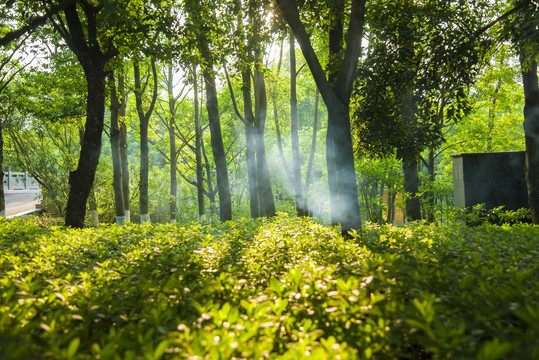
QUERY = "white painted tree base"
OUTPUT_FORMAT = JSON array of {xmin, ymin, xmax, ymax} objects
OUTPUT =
[
  {"xmin": 170, "ymin": 219, "xmax": 177, "ymax": 224},
  {"xmin": 89, "ymin": 210, "xmax": 99, "ymax": 227},
  {"xmin": 116, "ymin": 216, "xmax": 126, "ymax": 226},
  {"xmin": 125, "ymin": 210, "xmax": 130, "ymax": 223},
  {"xmin": 140, "ymin": 213, "xmax": 151, "ymax": 224},
  {"xmin": 0, "ymin": 210, "xmax": 4, "ymax": 217}
]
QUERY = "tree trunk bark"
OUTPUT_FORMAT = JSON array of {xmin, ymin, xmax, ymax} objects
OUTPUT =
[
  {"xmin": 109, "ymin": 72, "xmax": 125, "ymax": 225},
  {"xmin": 425, "ymin": 150, "xmax": 436, "ymax": 223},
  {"xmin": 326, "ymin": 105, "xmax": 362, "ymax": 231},
  {"xmin": 198, "ymin": 36, "xmax": 232, "ymax": 222},
  {"xmin": 193, "ymin": 66, "xmax": 205, "ymax": 221},
  {"xmin": 134, "ymin": 58, "xmax": 158, "ymax": 224},
  {"xmin": 403, "ymin": 156, "xmax": 421, "ymax": 221},
  {"xmin": 275, "ymin": 0, "xmax": 365, "ymax": 234},
  {"xmin": 290, "ymin": 30, "xmax": 305, "ymax": 216},
  {"xmin": 242, "ymin": 70, "xmax": 260, "ymax": 218},
  {"xmin": 304, "ymin": 88, "xmax": 319, "ymax": 216},
  {"xmin": 0, "ymin": 121, "xmax": 5, "ymax": 217},
  {"xmin": 65, "ymin": 59, "xmax": 106, "ymax": 228},
  {"xmin": 134, "ymin": 61, "xmax": 150, "ymax": 223},
  {"xmin": 254, "ymin": 65, "xmax": 276, "ymax": 218},
  {"xmin": 521, "ymin": 53, "xmax": 539, "ymax": 224},
  {"xmin": 386, "ymin": 191, "xmax": 396, "ymax": 224},
  {"xmin": 119, "ymin": 95, "xmax": 130, "ymax": 222},
  {"xmin": 167, "ymin": 64, "xmax": 177, "ymax": 224}
]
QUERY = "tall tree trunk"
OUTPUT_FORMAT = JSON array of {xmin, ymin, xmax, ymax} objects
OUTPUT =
[
  {"xmin": 521, "ymin": 53, "xmax": 539, "ymax": 224},
  {"xmin": 242, "ymin": 70, "xmax": 260, "ymax": 218},
  {"xmin": 386, "ymin": 191, "xmax": 396, "ymax": 224},
  {"xmin": 134, "ymin": 57, "xmax": 158, "ymax": 224},
  {"xmin": 254, "ymin": 64, "xmax": 276, "ymax": 218},
  {"xmin": 109, "ymin": 72, "xmax": 125, "ymax": 225},
  {"xmin": 0, "ymin": 121, "xmax": 5, "ymax": 217},
  {"xmin": 193, "ymin": 66, "xmax": 205, "ymax": 221},
  {"xmin": 326, "ymin": 105, "xmax": 362, "ymax": 231},
  {"xmin": 135, "ymin": 61, "xmax": 150, "ymax": 223},
  {"xmin": 290, "ymin": 30, "xmax": 305, "ymax": 216},
  {"xmin": 304, "ymin": 88, "xmax": 320, "ymax": 216},
  {"xmin": 65, "ymin": 59, "xmax": 107, "ymax": 228},
  {"xmin": 198, "ymin": 36, "xmax": 232, "ymax": 222},
  {"xmin": 119, "ymin": 87, "xmax": 130, "ymax": 222},
  {"xmin": 403, "ymin": 156, "xmax": 421, "ymax": 221},
  {"xmin": 167, "ymin": 64, "xmax": 177, "ymax": 224},
  {"xmin": 425, "ymin": 150, "xmax": 436, "ymax": 223},
  {"xmin": 275, "ymin": 0, "xmax": 365, "ymax": 234}
]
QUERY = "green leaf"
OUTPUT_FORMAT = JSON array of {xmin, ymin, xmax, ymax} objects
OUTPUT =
[
  {"xmin": 153, "ymin": 340, "xmax": 169, "ymax": 360},
  {"xmin": 67, "ymin": 337, "xmax": 80, "ymax": 360}
]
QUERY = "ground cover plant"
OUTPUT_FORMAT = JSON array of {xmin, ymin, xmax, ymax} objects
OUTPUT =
[{"xmin": 0, "ymin": 214, "xmax": 538, "ymax": 359}]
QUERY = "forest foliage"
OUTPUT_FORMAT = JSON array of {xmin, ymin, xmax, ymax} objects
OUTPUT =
[
  {"xmin": 1, "ymin": 214, "xmax": 538, "ymax": 359},
  {"xmin": 0, "ymin": 0, "xmax": 535, "ymax": 228}
]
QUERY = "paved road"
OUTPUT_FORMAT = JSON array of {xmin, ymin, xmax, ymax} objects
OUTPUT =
[{"xmin": 4, "ymin": 190, "xmax": 42, "ymax": 216}]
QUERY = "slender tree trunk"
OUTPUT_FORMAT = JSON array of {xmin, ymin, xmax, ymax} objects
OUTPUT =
[
  {"xmin": 198, "ymin": 36, "xmax": 232, "ymax": 222},
  {"xmin": 386, "ymin": 191, "xmax": 396, "ymax": 224},
  {"xmin": 290, "ymin": 30, "xmax": 305, "ymax": 216},
  {"xmin": 109, "ymin": 73, "xmax": 125, "ymax": 225},
  {"xmin": 119, "ymin": 87, "xmax": 130, "ymax": 222},
  {"xmin": 425, "ymin": 150, "xmax": 436, "ymax": 223},
  {"xmin": 304, "ymin": 88, "xmax": 319, "ymax": 216},
  {"xmin": 134, "ymin": 61, "xmax": 150, "ymax": 223},
  {"xmin": 243, "ymin": 70, "xmax": 260, "ymax": 218},
  {"xmin": 254, "ymin": 64, "xmax": 276, "ymax": 217},
  {"xmin": 193, "ymin": 67, "xmax": 205, "ymax": 221},
  {"xmin": 167, "ymin": 64, "xmax": 177, "ymax": 224},
  {"xmin": 134, "ymin": 58, "xmax": 158, "ymax": 224},
  {"xmin": 65, "ymin": 59, "xmax": 107, "ymax": 228},
  {"xmin": 486, "ymin": 81, "xmax": 501, "ymax": 152},
  {"xmin": 403, "ymin": 156, "xmax": 421, "ymax": 221},
  {"xmin": 521, "ymin": 53, "xmax": 539, "ymax": 224},
  {"xmin": 0, "ymin": 121, "xmax": 5, "ymax": 217}
]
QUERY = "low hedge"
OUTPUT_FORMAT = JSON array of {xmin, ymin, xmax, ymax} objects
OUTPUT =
[{"xmin": 0, "ymin": 215, "xmax": 538, "ymax": 359}]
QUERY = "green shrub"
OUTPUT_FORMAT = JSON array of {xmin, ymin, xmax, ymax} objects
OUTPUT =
[{"xmin": 0, "ymin": 215, "xmax": 538, "ymax": 359}]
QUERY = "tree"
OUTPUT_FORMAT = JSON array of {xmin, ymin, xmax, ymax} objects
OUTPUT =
[
  {"xmin": 134, "ymin": 57, "xmax": 158, "ymax": 223},
  {"xmin": 354, "ymin": 0, "xmax": 490, "ymax": 221},
  {"xmin": 109, "ymin": 71, "xmax": 126, "ymax": 225},
  {"xmin": 0, "ymin": 0, "xmax": 171, "ymax": 227},
  {"xmin": 193, "ymin": 66, "xmax": 205, "ymax": 221},
  {"xmin": 507, "ymin": 0, "xmax": 539, "ymax": 222},
  {"xmin": 183, "ymin": 0, "xmax": 232, "ymax": 222},
  {"xmin": 0, "ymin": 34, "xmax": 34, "ymax": 217},
  {"xmin": 289, "ymin": 30, "xmax": 306, "ymax": 216},
  {"xmin": 275, "ymin": 0, "xmax": 365, "ymax": 233}
]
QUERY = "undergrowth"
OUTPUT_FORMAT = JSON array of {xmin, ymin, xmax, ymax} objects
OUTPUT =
[{"xmin": 0, "ymin": 214, "xmax": 538, "ymax": 359}]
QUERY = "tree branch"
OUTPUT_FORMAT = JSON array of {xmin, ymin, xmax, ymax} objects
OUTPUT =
[{"xmin": 0, "ymin": 0, "xmax": 76, "ymax": 46}]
